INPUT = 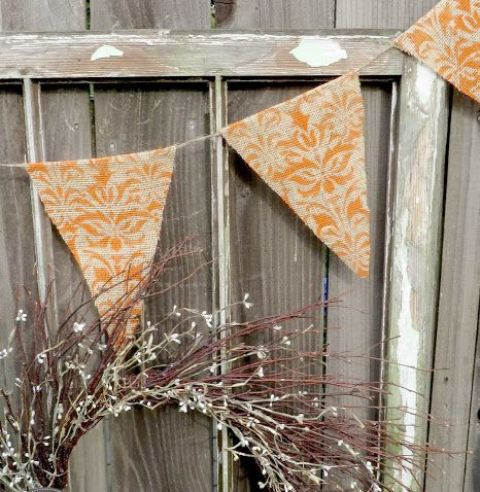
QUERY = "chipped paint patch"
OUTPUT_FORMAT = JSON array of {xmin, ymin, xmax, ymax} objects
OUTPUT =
[
  {"xmin": 290, "ymin": 39, "xmax": 347, "ymax": 67},
  {"xmin": 90, "ymin": 45, "xmax": 124, "ymax": 61},
  {"xmin": 394, "ymin": 213, "xmax": 420, "ymax": 488},
  {"xmin": 410, "ymin": 63, "xmax": 437, "ymax": 111}
]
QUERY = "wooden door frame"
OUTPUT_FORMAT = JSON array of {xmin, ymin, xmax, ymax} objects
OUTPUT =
[{"xmin": 0, "ymin": 30, "xmax": 449, "ymax": 492}]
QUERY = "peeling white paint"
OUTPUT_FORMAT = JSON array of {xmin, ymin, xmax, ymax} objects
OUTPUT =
[
  {"xmin": 394, "ymin": 213, "xmax": 420, "ymax": 488},
  {"xmin": 413, "ymin": 63, "xmax": 437, "ymax": 109},
  {"xmin": 90, "ymin": 45, "xmax": 124, "ymax": 61},
  {"xmin": 289, "ymin": 39, "xmax": 347, "ymax": 67}
]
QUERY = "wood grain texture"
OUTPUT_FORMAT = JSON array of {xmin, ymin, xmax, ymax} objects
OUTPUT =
[
  {"xmin": 0, "ymin": 31, "xmax": 403, "ymax": 79},
  {"xmin": 38, "ymin": 84, "xmax": 108, "ymax": 492},
  {"xmin": 214, "ymin": 0, "xmax": 334, "ymax": 29},
  {"xmin": 92, "ymin": 82, "xmax": 213, "ymax": 492},
  {"xmin": 465, "ymin": 323, "xmax": 480, "ymax": 492},
  {"xmin": 38, "ymin": 85, "xmax": 93, "ymax": 321},
  {"xmin": 89, "ymin": 2, "xmax": 214, "ymax": 489},
  {"xmin": 326, "ymin": 83, "xmax": 392, "ymax": 420},
  {"xmin": 227, "ymin": 81, "xmax": 327, "ymax": 492},
  {"xmin": 91, "ymin": 0, "xmax": 211, "ymax": 30},
  {"xmin": 426, "ymin": 93, "xmax": 480, "ymax": 492},
  {"xmin": 0, "ymin": 86, "xmax": 34, "ymax": 409},
  {"xmin": 0, "ymin": 7, "xmax": 98, "ymax": 492},
  {"xmin": 384, "ymin": 59, "xmax": 449, "ymax": 492},
  {"xmin": 335, "ymin": 0, "xmax": 439, "ymax": 29},
  {"xmin": 0, "ymin": 0, "xmax": 86, "ymax": 31}
]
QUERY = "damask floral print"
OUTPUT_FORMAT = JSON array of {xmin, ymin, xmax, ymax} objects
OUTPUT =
[
  {"xmin": 395, "ymin": 0, "xmax": 480, "ymax": 103},
  {"xmin": 222, "ymin": 72, "xmax": 370, "ymax": 277},
  {"xmin": 27, "ymin": 147, "xmax": 176, "ymax": 339}
]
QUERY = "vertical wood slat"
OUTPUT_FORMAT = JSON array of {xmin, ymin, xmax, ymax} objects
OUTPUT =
[
  {"xmin": 89, "ymin": 2, "xmax": 214, "ymax": 491},
  {"xmin": 211, "ymin": 75, "xmax": 232, "ymax": 492},
  {"xmin": 326, "ymin": 83, "xmax": 393, "ymax": 422},
  {"xmin": 335, "ymin": 0, "xmax": 438, "ymax": 28},
  {"xmin": 92, "ymin": 83, "xmax": 213, "ymax": 492},
  {"xmin": 213, "ymin": 0, "xmax": 335, "ymax": 29},
  {"xmin": 91, "ymin": 0, "xmax": 211, "ymax": 29},
  {"xmin": 227, "ymin": 81, "xmax": 327, "ymax": 492},
  {"xmin": 465, "ymin": 320, "xmax": 480, "ymax": 492},
  {"xmin": 384, "ymin": 59, "xmax": 449, "ymax": 492},
  {"xmin": 424, "ymin": 93, "xmax": 480, "ymax": 492},
  {"xmin": 37, "ymin": 84, "xmax": 109, "ymax": 492},
  {"xmin": 0, "ymin": 4, "xmax": 96, "ymax": 492},
  {"xmin": 0, "ymin": 0, "xmax": 86, "ymax": 31},
  {"xmin": 216, "ymin": 4, "xmax": 335, "ymax": 490},
  {"xmin": 323, "ymin": 78, "xmax": 395, "ymax": 492},
  {"xmin": 0, "ymin": 85, "xmax": 33, "ymax": 410},
  {"xmin": 22, "ymin": 79, "xmax": 55, "ymax": 314}
]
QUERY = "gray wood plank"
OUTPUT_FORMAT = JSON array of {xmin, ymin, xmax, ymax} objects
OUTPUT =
[
  {"xmin": 384, "ymin": 59, "xmax": 449, "ymax": 492},
  {"xmin": 0, "ymin": 6, "xmax": 100, "ymax": 492},
  {"xmin": 91, "ymin": 0, "xmax": 211, "ymax": 29},
  {"xmin": 326, "ymin": 83, "xmax": 392, "ymax": 420},
  {"xmin": 218, "ymin": 5, "xmax": 335, "ymax": 490},
  {"xmin": 38, "ymin": 84, "xmax": 109, "ymax": 492},
  {"xmin": 92, "ymin": 82, "xmax": 213, "ymax": 492},
  {"xmin": 0, "ymin": 31, "xmax": 403, "ymax": 80},
  {"xmin": 465, "ymin": 319, "xmax": 480, "ymax": 492},
  {"xmin": 335, "ymin": 0, "xmax": 439, "ymax": 29},
  {"xmin": 0, "ymin": 0, "xmax": 86, "ymax": 31},
  {"xmin": 214, "ymin": 0, "xmax": 334, "ymax": 29},
  {"xmin": 428, "ymin": 93, "xmax": 480, "ymax": 492},
  {"xmin": 89, "ymin": 2, "xmax": 213, "ymax": 489},
  {"xmin": 227, "ymin": 81, "xmax": 327, "ymax": 492},
  {"xmin": 0, "ymin": 86, "xmax": 35, "ymax": 408}
]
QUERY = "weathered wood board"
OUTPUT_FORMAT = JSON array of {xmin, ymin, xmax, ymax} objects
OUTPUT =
[
  {"xmin": 326, "ymin": 82, "xmax": 392, "ymax": 421},
  {"xmin": 91, "ymin": 83, "xmax": 214, "ymax": 492},
  {"xmin": 432, "ymin": 94, "xmax": 480, "ymax": 492},
  {"xmin": 0, "ymin": 31, "xmax": 402, "ymax": 80},
  {"xmin": 0, "ymin": 1, "xmax": 478, "ymax": 492},
  {"xmin": 0, "ymin": 85, "xmax": 34, "ymax": 411},
  {"xmin": 214, "ymin": 0, "xmax": 335, "ymax": 29}
]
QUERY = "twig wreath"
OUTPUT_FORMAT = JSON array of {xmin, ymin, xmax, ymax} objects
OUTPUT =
[{"xmin": 0, "ymin": 241, "xmax": 447, "ymax": 492}]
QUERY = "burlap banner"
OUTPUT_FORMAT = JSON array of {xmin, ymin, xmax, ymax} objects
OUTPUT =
[
  {"xmin": 222, "ymin": 72, "xmax": 370, "ymax": 278},
  {"xmin": 27, "ymin": 147, "xmax": 176, "ymax": 338},
  {"xmin": 25, "ymin": 0, "xmax": 480, "ymax": 329},
  {"xmin": 395, "ymin": 0, "xmax": 480, "ymax": 104}
]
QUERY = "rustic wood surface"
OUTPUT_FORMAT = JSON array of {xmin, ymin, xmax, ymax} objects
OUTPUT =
[
  {"xmin": 465, "ymin": 326, "xmax": 480, "ymax": 492},
  {"xmin": 335, "ymin": 0, "xmax": 439, "ymax": 28},
  {"xmin": 91, "ymin": 3, "xmax": 213, "ymax": 490},
  {"xmin": 0, "ymin": 85, "xmax": 34, "ymax": 411},
  {"xmin": 222, "ymin": 5, "xmax": 332, "ymax": 492},
  {"xmin": 91, "ymin": 83, "xmax": 214, "ymax": 492},
  {"xmin": 384, "ymin": 59, "xmax": 449, "ymax": 492},
  {"xmin": 0, "ymin": 0, "xmax": 86, "ymax": 31},
  {"xmin": 91, "ymin": 0, "xmax": 211, "ymax": 30},
  {"xmin": 214, "ymin": 0, "xmax": 335, "ymax": 29},
  {"xmin": 326, "ymin": 83, "xmax": 392, "ymax": 421},
  {"xmin": 425, "ymin": 93, "xmax": 480, "ymax": 492},
  {"xmin": 0, "ymin": 1, "xmax": 479, "ymax": 491},
  {"xmin": 0, "ymin": 31, "xmax": 402, "ymax": 80},
  {"xmin": 37, "ymin": 83, "xmax": 109, "ymax": 492}
]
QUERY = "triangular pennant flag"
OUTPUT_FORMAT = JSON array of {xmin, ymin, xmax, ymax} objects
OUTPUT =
[
  {"xmin": 395, "ymin": 0, "xmax": 480, "ymax": 104},
  {"xmin": 221, "ymin": 72, "xmax": 370, "ymax": 277},
  {"xmin": 27, "ymin": 147, "xmax": 176, "ymax": 339}
]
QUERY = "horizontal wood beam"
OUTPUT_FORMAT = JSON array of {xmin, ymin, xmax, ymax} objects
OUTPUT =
[{"xmin": 0, "ymin": 30, "xmax": 402, "ymax": 79}]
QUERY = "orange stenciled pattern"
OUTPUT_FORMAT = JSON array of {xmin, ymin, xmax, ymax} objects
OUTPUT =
[
  {"xmin": 395, "ymin": 0, "xmax": 480, "ymax": 103},
  {"xmin": 27, "ymin": 147, "xmax": 176, "ymax": 339},
  {"xmin": 222, "ymin": 72, "xmax": 370, "ymax": 277}
]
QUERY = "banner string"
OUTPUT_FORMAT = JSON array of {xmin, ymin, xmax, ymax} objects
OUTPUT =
[{"xmin": 0, "ymin": 43, "xmax": 396, "ymax": 168}]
